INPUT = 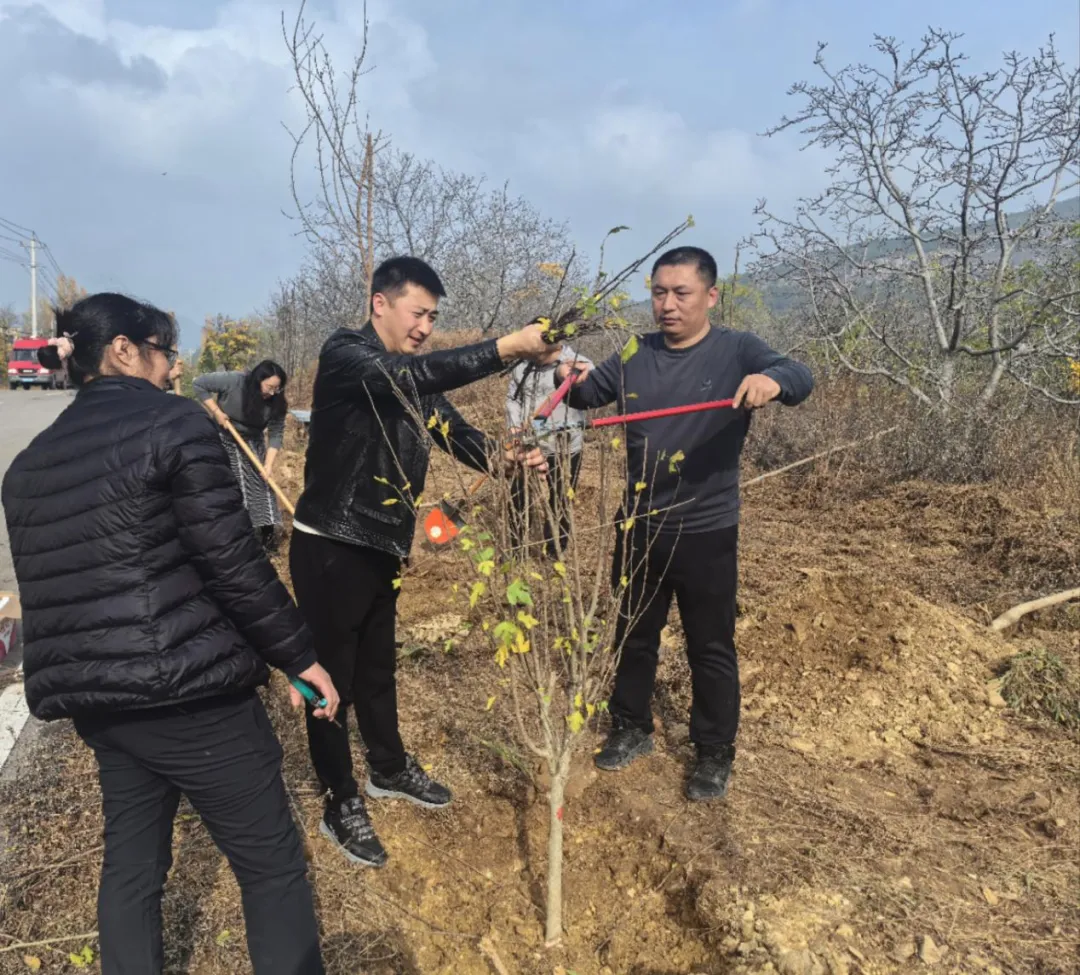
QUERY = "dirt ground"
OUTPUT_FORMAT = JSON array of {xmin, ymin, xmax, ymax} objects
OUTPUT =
[{"xmin": 0, "ymin": 436, "xmax": 1076, "ymax": 975}]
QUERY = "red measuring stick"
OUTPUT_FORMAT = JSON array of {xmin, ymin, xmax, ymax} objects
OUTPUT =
[{"xmin": 587, "ymin": 398, "xmax": 736, "ymax": 428}]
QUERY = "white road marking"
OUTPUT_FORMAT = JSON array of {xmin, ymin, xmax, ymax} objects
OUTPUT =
[{"xmin": 0, "ymin": 681, "xmax": 30, "ymax": 773}]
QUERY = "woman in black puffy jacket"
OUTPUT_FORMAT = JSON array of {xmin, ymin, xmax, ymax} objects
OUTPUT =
[{"xmin": 1, "ymin": 294, "xmax": 338, "ymax": 975}]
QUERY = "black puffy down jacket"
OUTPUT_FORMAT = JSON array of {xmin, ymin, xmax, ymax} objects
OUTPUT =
[{"xmin": 1, "ymin": 376, "xmax": 316, "ymax": 720}]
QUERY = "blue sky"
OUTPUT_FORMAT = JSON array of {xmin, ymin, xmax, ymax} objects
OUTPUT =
[{"xmin": 1, "ymin": 0, "xmax": 1076, "ymax": 349}]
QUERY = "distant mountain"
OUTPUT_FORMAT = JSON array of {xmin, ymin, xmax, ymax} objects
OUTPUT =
[{"xmin": 746, "ymin": 195, "xmax": 1080, "ymax": 315}]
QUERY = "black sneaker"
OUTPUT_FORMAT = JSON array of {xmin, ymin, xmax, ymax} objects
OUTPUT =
[
  {"xmin": 686, "ymin": 745, "xmax": 735, "ymax": 801},
  {"xmin": 594, "ymin": 724, "xmax": 654, "ymax": 771},
  {"xmin": 365, "ymin": 755, "xmax": 452, "ymax": 809},
  {"xmin": 319, "ymin": 796, "xmax": 387, "ymax": 867}
]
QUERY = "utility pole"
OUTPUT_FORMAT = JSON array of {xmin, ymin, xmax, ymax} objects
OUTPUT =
[{"xmin": 29, "ymin": 233, "xmax": 38, "ymax": 338}]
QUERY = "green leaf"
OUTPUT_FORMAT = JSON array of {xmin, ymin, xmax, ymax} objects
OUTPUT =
[
  {"xmin": 216, "ymin": 931, "xmax": 232, "ymax": 947},
  {"xmin": 620, "ymin": 334, "xmax": 639, "ymax": 363},
  {"xmin": 382, "ymin": 497, "xmax": 399, "ymax": 506},
  {"xmin": 505, "ymin": 578, "xmax": 534, "ymax": 607},
  {"xmin": 477, "ymin": 546, "xmax": 495, "ymax": 563},
  {"xmin": 373, "ymin": 476, "xmax": 389, "ymax": 485},
  {"xmin": 492, "ymin": 621, "xmax": 520, "ymax": 645}
]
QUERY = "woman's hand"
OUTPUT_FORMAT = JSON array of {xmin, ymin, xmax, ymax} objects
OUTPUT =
[{"xmin": 289, "ymin": 662, "xmax": 340, "ymax": 721}]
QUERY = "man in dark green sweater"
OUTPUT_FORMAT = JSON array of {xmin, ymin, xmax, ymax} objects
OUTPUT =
[{"xmin": 557, "ymin": 246, "xmax": 814, "ymax": 800}]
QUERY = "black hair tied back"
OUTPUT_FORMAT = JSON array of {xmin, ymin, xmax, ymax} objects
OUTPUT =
[{"xmin": 32, "ymin": 294, "xmax": 177, "ymax": 387}]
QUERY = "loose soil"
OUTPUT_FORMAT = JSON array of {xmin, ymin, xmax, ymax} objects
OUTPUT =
[{"xmin": 0, "ymin": 440, "xmax": 1076, "ymax": 975}]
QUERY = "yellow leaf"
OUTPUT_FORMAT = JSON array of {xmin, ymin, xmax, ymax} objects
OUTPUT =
[
  {"xmin": 529, "ymin": 571, "xmax": 543, "ymax": 581},
  {"xmin": 586, "ymin": 702, "xmax": 596, "ymax": 717},
  {"xmin": 373, "ymin": 476, "xmax": 389, "ymax": 485},
  {"xmin": 478, "ymin": 560, "xmax": 495, "ymax": 577},
  {"xmin": 620, "ymin": 575, "xmax": 629, "ymax": 588},
  {"xmin": 566, "ymin": 486, "xmax": 576, "ymax": 500},
  {"xmin": 610, "ymin": 436, "xmax": 622, "ymax": 449},
  {"xmin": 620, "ymin": 334, "xmax": 639, "ymax": 363},
  {"xmin": 574, "ymin": 692, "xmax": 583, "ymax": 709},
  {"xmin": 566, "ymin": 711, "xmax": 585, "ymax": 734},
  {"xmin": 668, "ymin": 449, "xmax": 685, "ymax": 473},
  {"xmin": 513, "ymin": 631, "xmax": 531, "ymax": 655},
  {"xmin": 622, "ymin": 516, "xmax": 635, "ymax": 532},
  {"xmin": 553, "ymin": 562, "xmax": 567, "ymax": 578},
  {"xmin": 427, "ymin": 414, "xmax": 439, "ymax": 429},
  {"xmin": 422, "ymin": 763, "xmax": 433, "ymax": 772},
  {"xmin": 391, "ymin": 577, "xmax": 402, "ymax": 590},
  {"xmin": 634, "ymin": 481, "xmax": 647, "ymax": 493},
  {"xmin": 495, "ymin": 645, "xmax": 509, "ymax": 668},
  {"xmin": 459, "ymin": 537, "xmax": 475, "ymax": 551},
  {"xmin": 69, "ymin": 956, "xmax": 87, "ymax": 970},
  {"xmin": 469, "ymin": 582, "xmax": 486, "ymax": 608},
  {"xmin": 23, "ymin": 957, "xmax": 41, "ymax": 972},
  {"xmin": 485, "ymin": 695, "xmax": 497, "ymax": 711},
  {"xmin": 215, "ymin": 931, "xmax": 231, "ymax": 947},
  {"xmin": 517, "ymin": 611, "xmax": 539, "ymax": 629},
  {"xmin": 440, "ymin": 420, "xmax": 450, "ymax": 439},
  {"xmin": 382, "ymin": 497, "xmax": 399, "ymax": 506},
  {"xmin": 452, "ymin": 583, "xmax": 459, "ymax": 593}
]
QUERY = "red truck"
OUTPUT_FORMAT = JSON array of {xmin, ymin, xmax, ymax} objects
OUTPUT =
[{"xmin": 6, "ymin": 336, "xmax": 68, "ymax": 391}]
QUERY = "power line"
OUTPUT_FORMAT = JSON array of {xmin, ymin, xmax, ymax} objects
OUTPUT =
[
  {"xmin": 40, "ymin": 243, "xmax": 64, "ymax": 279},
  {"xmin": 0, "ymin": 247, "xmax": 27, "ymax": 265},
  {"xmin": 0, "ymin": 215, "xmax": 33, "ymax": 238},
  {"xmin": 0, "ymin": 232, "xmax": 25, "ymax": 248}
]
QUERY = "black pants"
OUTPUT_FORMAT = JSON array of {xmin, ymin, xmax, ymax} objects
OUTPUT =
[
  {"xmin": 289, "ymin": 530, "xmax": 403, "ymax": 792},
  {"xmin": 510, "ymin": 450, "xmax": 583, "ymax": 556},
  {"xmin": 611, "ymin": 523, "xmax": 740, "ymax": 749},
  {"xmin": 74, "ymin": 693, "xmax": 323, "ymax": 975}
]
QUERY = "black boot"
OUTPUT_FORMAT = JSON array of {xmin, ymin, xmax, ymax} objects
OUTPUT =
[
  {"xmin": 366, "ymin": 755, "xmax": 452, "ymax": 809},
  {"xmin": 686, "ymin": 744, "xmax": 735, "ymax": 801},
  {"xmin": 320, "ymin": 795, "xmax": 387, "ymax": 867},
  {"xmin": 594, "ymin": 721, "xmax": 654, "ymax": 771}
]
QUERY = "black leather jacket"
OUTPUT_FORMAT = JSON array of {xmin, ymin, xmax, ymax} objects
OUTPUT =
[{"xmin": 294, "ymin": 323, "xmax": 503, "ymax": 558}]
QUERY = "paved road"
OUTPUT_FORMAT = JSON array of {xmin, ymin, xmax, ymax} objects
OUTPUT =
[
  {"xmin": 0, "ymin": 388, "xmax": 71, "ymax": 777},
  {"xmin": 0, "ymin": 388, "xmax": 71, "ymax": 592}
]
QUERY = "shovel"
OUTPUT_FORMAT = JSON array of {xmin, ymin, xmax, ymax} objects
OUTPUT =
[{"xmin": 422, "ymin": 368, "xmax": 582, "ymax": 545}]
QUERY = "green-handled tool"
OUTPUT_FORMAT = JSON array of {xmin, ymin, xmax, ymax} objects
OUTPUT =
[{"xmin": 290, "ymin": 676, "xmax": 342, "ymax": 728}]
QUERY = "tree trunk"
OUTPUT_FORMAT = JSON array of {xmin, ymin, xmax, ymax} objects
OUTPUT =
[{"xmin": 544, "ymin": 756, "xmax": 570, "ymax": 947}]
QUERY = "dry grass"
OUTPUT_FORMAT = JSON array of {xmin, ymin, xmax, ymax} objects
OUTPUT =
[{"xmin": 1000, "ymin": 646, "xmax": 1080, "ymax": 733}]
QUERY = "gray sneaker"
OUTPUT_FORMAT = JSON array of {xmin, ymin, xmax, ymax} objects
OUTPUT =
[
  {"xmin": 594, "ymin": 725, "xmax": 654, "ymax": 771},
  {"xmin": 366, "ymin": 754, "xmax": 452, "ymax": 809}
]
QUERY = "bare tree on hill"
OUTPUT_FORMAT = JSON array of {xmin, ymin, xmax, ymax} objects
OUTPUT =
[{"xmin": 753, "ymin": 30, "xmax": 1080, "ymax": 410}]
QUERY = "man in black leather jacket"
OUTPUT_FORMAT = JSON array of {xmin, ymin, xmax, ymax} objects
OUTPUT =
[{"xmin": 290, "ymin": 256, "xmax": 559, "ymax": 866}]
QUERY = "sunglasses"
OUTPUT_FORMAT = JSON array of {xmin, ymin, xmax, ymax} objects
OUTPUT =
[{"xmin": 142, "ymin": 340, "xmax": 179, "ymax": 367}]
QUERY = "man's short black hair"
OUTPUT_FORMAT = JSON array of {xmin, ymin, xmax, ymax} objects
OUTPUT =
[
  {"xmin": 370, "ymin": 256, "xmax": 446, "ymax": 311},
  {"xmin": 652, "ymin": 246, "xmax": 718, "ymax": 288}
]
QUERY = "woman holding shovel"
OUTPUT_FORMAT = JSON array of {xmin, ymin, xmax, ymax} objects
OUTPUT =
[{"xmin": 194, "ymin": 360, "xmax": 288, "ymax": 553}]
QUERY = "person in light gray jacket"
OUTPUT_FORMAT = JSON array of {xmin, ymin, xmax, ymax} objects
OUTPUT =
[{"xmin": 505, "ymin": 344, "xmax": 593, "ymax": 557}]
